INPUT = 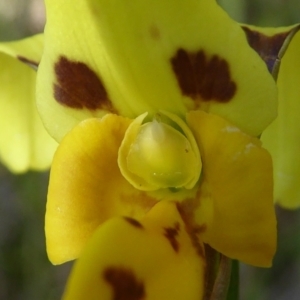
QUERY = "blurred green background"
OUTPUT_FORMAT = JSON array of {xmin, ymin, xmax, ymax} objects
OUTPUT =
[{"xmin": 0, "ymin": 0, "xmax": 300, "ymax": 299}]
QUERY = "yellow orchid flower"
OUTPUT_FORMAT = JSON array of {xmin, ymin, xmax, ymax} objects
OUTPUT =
[
  {"xmin": 0, "ymin": 0, "xmax": 299, "ymax": 298},
  {"xmin": 40, "ymin": 0, "xmax": 278, "ymax": 270},
  {"xmin": 0, "ymin": 34, "xmax": 57, "ymax": 173},
  {"xmin": 26, "ymin": 0, "xmax": 300, "ymax": 297}
]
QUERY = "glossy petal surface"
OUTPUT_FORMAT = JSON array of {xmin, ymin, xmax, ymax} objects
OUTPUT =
[
  {"xmin": 38, "ymin": 0, "xmax": 277, "ymax": 142},
  {"xmin": 118, "ymin": 112, "xmax": 201, "ymax": 191},
  {"xmin": 187, "ymin": 110, "xmax": 276, "ymax": 267},
  {"xmin": 0, "ymin": 35, "xmax": 57, "ymax": 172},
  {"xmin": 46, "ymin": 114, "xmax": 157, "ymax": 264},
  {"xmin": 63, "ymin": 201, "xmax": 205, "ymax": 300}
]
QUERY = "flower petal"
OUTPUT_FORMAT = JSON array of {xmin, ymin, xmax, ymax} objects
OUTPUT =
[
  {"xmin": 246, "ymin": 26, "xmax": 300, "ymax": 209},
  {"xmin": 63, "ymin": 201, "xmax": 205, "ymax": 300},
  {"xmin": 241, "ymin": 24, "xmax": 300, "ymax": 79},
  {"xmin": 38, "ymin": 0, "xmax": 277, "ymax": 142},
  {"xmin": 0, "ymin": 35, "xmax": 57, "ymax": 173},
  {"xmin": 0, "ymin": 33, "xmax": 43, "ymax": 67},
  {"xmin": 186, "ymin": 110, "xmax": 276, "ymax": 267},
  {"xmin": 46, "ymin": 114, "xmax": 158, "ymax": 264}
]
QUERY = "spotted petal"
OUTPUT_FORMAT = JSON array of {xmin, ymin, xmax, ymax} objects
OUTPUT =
[
  {"xmin": 0, "ymin": 34, "xmax": 57, "ymax": 173},
  {"xmin": 187, "ymin": 110, "xmax": 276, "ymax": 267},
  {"xmin": 242, "ymin": 25, "xmax": 300, "ymax": 209},
  {"xmin": 63, "ymin": 201, "xmax": 205, "ymax": 300},
  {"xmin": 46, "ymin": 114, "xmax": 158, "ymax": 264},
  {"xmin": 37, "ymin": 0, "xmax": 277, "ymax": 142}
]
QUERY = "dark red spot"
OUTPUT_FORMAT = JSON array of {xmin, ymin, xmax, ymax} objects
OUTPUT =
[
  {"xmin": 242, "ymin": 26, "xmax": 300, "ymax": 74},
  {"xmin": 53, "ymin": 56, "xmax": 116, "ymax": 111},
  {"xmin": 171, "ymin": 49, "xmax": 236, "ymax": 103},
  {"xmin": 123, "ymin": 217, "xmax": 144, "ymax": 229},
  {"xmin": 164, "ymin": 222, "xmax": 180, "ymax": 253},
  {"xmin": 17, "ymin": 56, "xmax": 39, "ymax": 70},
  {"xmin": 103, "ymin": 267, "xmax": 145, "ymax": 300}
]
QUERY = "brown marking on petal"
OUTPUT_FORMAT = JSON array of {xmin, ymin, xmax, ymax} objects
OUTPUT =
[
  {"xmin": 103, "ymin": 266, "xmax": 145, "ymax": 300},
  {"xmin": 164, "ymin": 222, "xmax": 180, "ymax": 253},
  {"xmin": 149, "ymin": 24, "xmax": 161, "ymax": 40},
  {"xmin": 123, "ymin": 217, "xmax": 144, "ymax": 229},
  {"xmin": 171, "ymin": 48, "xmax": 236, "ymax": 103},
  {"xmin": 242, "ymin": 26, "xmax": 291, "ymax": 73},
  {"xmin": 176, "ymin": 202, "xmax": 205, "ymax": 258},
  {"xmin": 188, "ymin": 226, "xmax": 205, "ymax": 258},
  {"xmin": 53, "ymin": 56, "xmax": 116, "ymax": 112},
  {"xmin": 171, "ymin": 49, "xmax": 197, "ymax": 98},
  {"xmin": 17, "ymin": 56, "xmax": 39, "ymax": 70}
]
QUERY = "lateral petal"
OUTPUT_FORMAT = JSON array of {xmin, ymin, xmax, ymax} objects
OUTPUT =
[
  {"xmin": 46, "ymin": 114, "xmax": 157, "ymax": 264},
  {"xmin": 187, "ymin": 110, "xmax": 276, "ymax": 267}
]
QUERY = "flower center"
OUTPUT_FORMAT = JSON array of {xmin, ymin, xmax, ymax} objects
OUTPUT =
[{"xmin": 118, "ymin": 111, "xmax": 202, "ymax": 191}]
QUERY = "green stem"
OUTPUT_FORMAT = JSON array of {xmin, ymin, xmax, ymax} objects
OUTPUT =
[{"xmin": 226, "ymin": 260, "xmax": 239, "ymax": 300}]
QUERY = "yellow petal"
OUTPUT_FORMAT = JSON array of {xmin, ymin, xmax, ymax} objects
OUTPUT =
[
  {"xmin": 38, "ymin": 0, "xmax": 277, "ymax": 142},
  {"xmin": 0, "ymin": 35, "xmax": 57, "ymax": 173},
  {"xmin": 187, "ymin": 110, "xmax": 276, "ymax": 267},
  {"xmin": 0, "ymin": 34, "xmax": 43, "ymax": 64},
  {"xmin": 63, "ymin": 201, "xmax": 205, "ymax": 300},
  {"xmin": 244, "ymin": 25, "xmax": 300, "ymax": 209},
  {"xmin": 37, "ymin": 0, "xmax": 126, "ymax": 143},
  {"xmin": 46, "ymin": 114, "xmax": 157, "ymax": 264}
]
